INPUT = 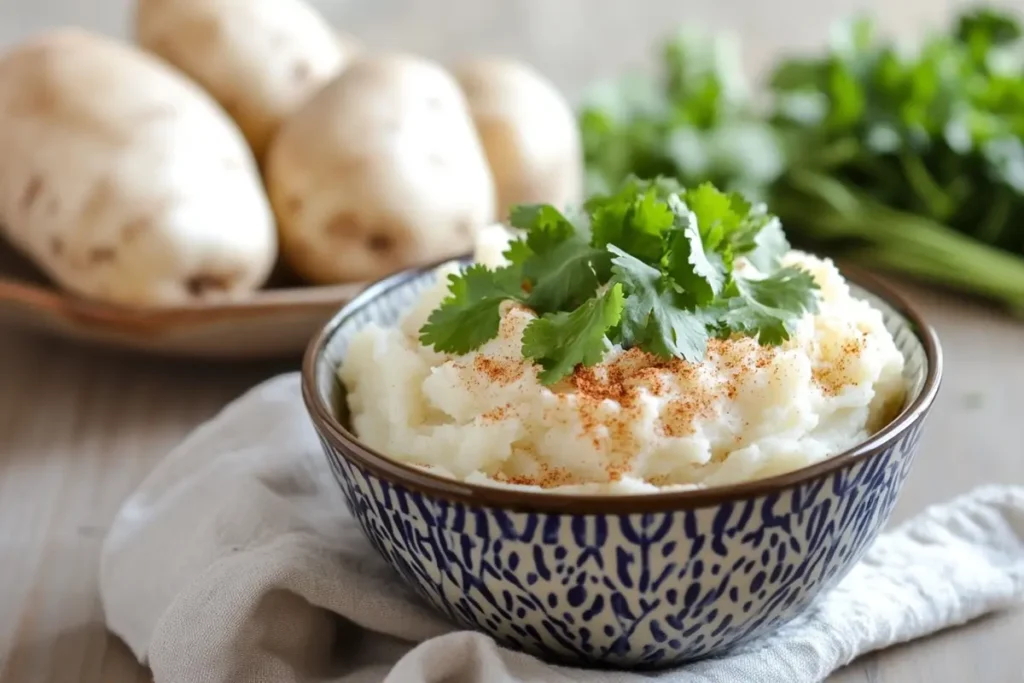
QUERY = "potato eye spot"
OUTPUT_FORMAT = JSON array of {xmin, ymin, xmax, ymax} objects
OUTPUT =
[
  {"xmin": 367, "ymin": 233, "xmax": 394, "ymax": 253},
  {"xmin": 326, "ymin": 211, "xmax": 362, "ymax": 238},
  {"xmin": 88, "ymin": 247, "xmax": 116, "ymax": 264},
  {"xmin": 121, "ymin": 218, "xmax": 149, "ymax": 243},
  {"xmin": 185, "ymin": 273, "xmax": 233, "ymax": 297},
  {"xmin": 20, "ymin": 175, "xmax": 44, "ymax": 211}
]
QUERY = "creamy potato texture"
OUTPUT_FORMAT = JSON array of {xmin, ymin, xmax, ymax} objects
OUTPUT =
[{"xmin": 339, "ymin": 228, "xmax": 906, "ymax": 493}]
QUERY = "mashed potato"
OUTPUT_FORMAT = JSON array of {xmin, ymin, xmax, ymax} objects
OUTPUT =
[{"xmin": 339, "ymin": 227, "xmax": 906, "ymax": 493}]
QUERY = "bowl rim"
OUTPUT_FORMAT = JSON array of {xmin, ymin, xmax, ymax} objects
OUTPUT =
[{"xmin": 301, "ymin": 257, "xmax": 943, "ymax": 514}]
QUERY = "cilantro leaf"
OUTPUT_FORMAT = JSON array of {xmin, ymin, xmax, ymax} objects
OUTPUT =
[
  {"xmin": 955, "ymin": 8, "xmax": 1020, "ymax": 46},
  {"xmin": 418, "ymin": 265, "xmax": 525, "ymax": 354},
  {"xmin": 634, "ymin": 175, "xmax": 688, "ymax": 199},
  {"xmin": 503, "ymin": 205, "xmax": 610, "ymax": 313},
  {"xmin": 663, "ymin": 205, "xmax": 726, "ymax": 305},
  {"xmin": 680, "ymin": 183, "xmax": 741, "ymax": 249},
  {"xmin": 609, "ymin": 246, "xmax": 709, "ymax": 361},
  {"xmin": 589, "ymin": 184, "xmax": 674, "ymax": 263},
  {"xmin": 730, "ymin": 213, "xmax": 791, "ymax": 272},
  {"xmin": 522, "ymin": 284, "xmax": 625, "ymax": 385},
  {"xmin": 509, "ymin": 204, "xmax": 576, "ymax": 249},
  {"xmin": 722, "ymin": 267, "xmax": 821, "ymax": 344},
  {"xmin": 502, "ymin": 238, "xmax": 533, "ymax": 267},
  {"xmin": 523, "ymin": 235, "xmax": 611, "ymax": 312}
]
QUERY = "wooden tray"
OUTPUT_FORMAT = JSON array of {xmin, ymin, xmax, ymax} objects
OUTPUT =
[{"xmin": 0, "ymin": 242, "xmax": 366, "ymax": 360}]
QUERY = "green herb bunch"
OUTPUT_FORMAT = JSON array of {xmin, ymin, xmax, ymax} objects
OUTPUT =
[
  {"xmin": 581, "ymin": 7, "xmax": 1024, "ymax": 313},
  {"xmin": 418, "ymin": 179, "xmax": 819, "ymax": 385}
]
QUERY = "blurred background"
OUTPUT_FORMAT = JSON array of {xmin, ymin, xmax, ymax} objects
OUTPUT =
[{"xmin": 1, "ymin": 0, "xmax": 1014, "ymax": 93}]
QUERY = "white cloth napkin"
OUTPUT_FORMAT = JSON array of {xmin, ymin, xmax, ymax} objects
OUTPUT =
[{"xmin": 99, "ymin": 373, "xmax": 1024, "ymax": 683}]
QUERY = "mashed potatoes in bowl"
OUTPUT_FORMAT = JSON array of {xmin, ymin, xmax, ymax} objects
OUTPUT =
[
  {"xmin": 340, "ymin": 226, "xmax": 907, "ymax": 493},
  {"xmin": 302, "ymin": 182, "xmax": 941, "ymax": 669}
]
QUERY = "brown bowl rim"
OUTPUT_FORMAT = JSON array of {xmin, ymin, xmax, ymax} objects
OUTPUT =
[{"xmin": 301, "ymin": 258, "xmax": 943, "ymax": 514}]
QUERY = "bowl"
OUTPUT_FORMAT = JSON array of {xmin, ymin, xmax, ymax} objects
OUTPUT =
[{"xmin": 301, "ymin": 260, "xmax": 942, "ymax": 670}]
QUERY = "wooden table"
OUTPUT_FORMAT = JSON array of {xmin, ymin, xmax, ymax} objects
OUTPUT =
[{"xmin": 1, "ymin": 1, "xmax": 1022, "ymax": 681}]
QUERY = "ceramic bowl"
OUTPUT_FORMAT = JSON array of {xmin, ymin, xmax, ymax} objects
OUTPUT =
[{"xmin": 301, "ymin": 261, "xmax": 942, "ymax": 670}]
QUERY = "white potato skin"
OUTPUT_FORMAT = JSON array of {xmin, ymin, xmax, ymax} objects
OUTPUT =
[
  {"xmin": 136, "ymin": 0, "xmax": 356, "ymax": 159},
  {"xmin": 265, "ymin": 53, "xmax": 496, "ymax": 285},
  {"xmin": 0, "ymin": 29, "xmax": 277, "ymax": 306},
  {"xmin": 452, "ymin": 57, "xmax": 583, "ymax": 222}
]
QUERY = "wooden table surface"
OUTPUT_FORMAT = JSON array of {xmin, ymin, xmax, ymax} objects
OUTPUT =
[{"xmin": 1, "ymin": 1, "xmax": 1023, "ymax": 681}]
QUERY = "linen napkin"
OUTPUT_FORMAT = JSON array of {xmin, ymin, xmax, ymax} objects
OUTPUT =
[{"xmin": 99, "ymin": 373, "xmax": 1024, "ymax": 683}]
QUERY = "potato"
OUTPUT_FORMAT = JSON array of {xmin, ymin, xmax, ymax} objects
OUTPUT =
[
  {"xmin": 135, "ymin": 0, "xmax": 356, "ymax": 160},
  {"xmin": 451, "ymin": 57, "xmax": 583, "ymax": 222},
  {"xmin": 0, "ymin": 29, "xmax": 277, "ymax": 307},
  {"xmin": 265, "ymin": 53, "xmax": 496, "ymax": 285}
]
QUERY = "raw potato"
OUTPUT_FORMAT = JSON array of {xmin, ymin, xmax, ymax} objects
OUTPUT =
[
  {"xmin": 135, "ymin": 0, "xmax": 357, "ymax": 160},
  {"xmin": 265, "ymin": 53, "xmax": 496, "ymax": 285},
  {"xmin": 0, "ymin": 29, "xmax": 277, "ymax": 306},
  {"xmin": 452, "ymin": 57, "xmax": 583, "ymax": 222}
]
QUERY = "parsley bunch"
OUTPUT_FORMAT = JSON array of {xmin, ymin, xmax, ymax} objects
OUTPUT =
[
  {"xmin": 580, "ymin": 7, "xmax": 1024, "ymax": 315},
  {"xmin": 419, "ymin": 179, "xmax": 819, "ymax": 385}
]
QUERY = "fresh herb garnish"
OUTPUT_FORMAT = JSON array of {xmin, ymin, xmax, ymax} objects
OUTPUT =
[
  {"xmin": 417, "ymin": 264, "xmax": 527, "ymax": 355},
  {"xmin": 418, "ymin": 180, "xmax": 820, "ymax": 385},
  {"xmin": 722, "ymin": 267, "xmax": 822, "ymax": 345},
  {"xmin": 608, "ymin": 246, "xmax": 709, "ymax": 361},
  {"xmin": 521, "ymin": 284, "xmax": 625, "ymax": 385}
]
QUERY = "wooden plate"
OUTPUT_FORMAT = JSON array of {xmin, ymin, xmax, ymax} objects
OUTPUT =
[{"xmin": 0, "ymin": 242, "xmax": 367, "ymax": 360}]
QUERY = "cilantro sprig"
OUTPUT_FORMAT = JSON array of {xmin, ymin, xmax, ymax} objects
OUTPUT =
[
  {"xmin": 579, "ymin": 8, "xmax": 1024, "ymax": 315},
  {"xmin": 418, "ymin": 179, "xmax": 820, "ymax": 385}
]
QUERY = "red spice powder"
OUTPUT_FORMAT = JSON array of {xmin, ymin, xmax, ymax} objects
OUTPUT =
[
  {"xmin": 494, "ymin": 462, "xmax": 576, "ymax": 488},
  {"xmin": 473, "ymin": 356, "xmax": 524, "ymax": 386},
  {"xmin": 461, "ymin": 328, "xmax": 872, "ymax": 488},
  {"xmin": 812, "ymin": 335, "xmax": 866, "ymax": 397}
]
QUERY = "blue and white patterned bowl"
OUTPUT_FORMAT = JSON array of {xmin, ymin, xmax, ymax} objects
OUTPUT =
[{"xmin": 301, "ymin": 261, "xmax": 942, "ymax": 670}]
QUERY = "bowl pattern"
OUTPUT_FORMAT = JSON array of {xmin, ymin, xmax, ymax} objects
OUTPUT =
[
  {"xmin": 306, "ymin": 264, "xmax": 936, "ymax": 669},
  {"xmin": 320, "ymin": 421, "xmax": 922, "ymax": 668}
]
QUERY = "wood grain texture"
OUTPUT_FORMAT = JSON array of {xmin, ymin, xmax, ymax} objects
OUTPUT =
[{"xmin": 1, "ymin": 1, "xmax": 1023, "ymax": 682}]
